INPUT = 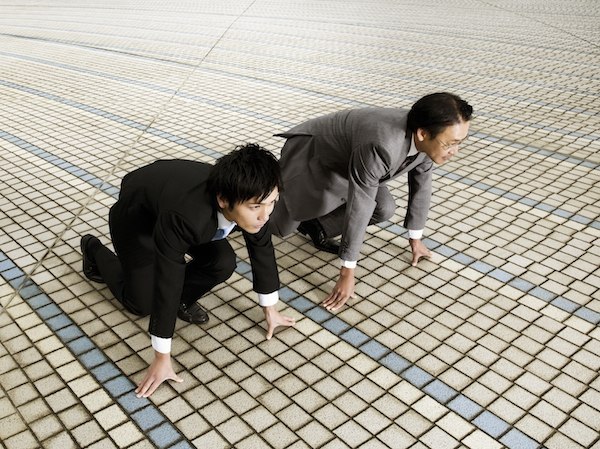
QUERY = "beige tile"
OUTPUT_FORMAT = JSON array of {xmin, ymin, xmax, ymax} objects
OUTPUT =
[
  {"xmin": 333, "ymin": 420, "xmax": 371, "ymax": 448},
  {"xmin": 192, "ymin": 430, "xmax": 230, "ymax": 449},
  {"xmin": 276, "ymin": 404, "xmax": 311, "ymax": 431},
  {"xmin": 395, "ymin": 410, "xmax": 432, "ymax": 437},
  {"xmin": 0, "ymin": 413, "xmax": 27, "ymax": 440},
  {"xmin": 259, "ymin": 387, "xmax": 293, "ymax": 414},
  {"xmin": 559, "ymin": 418, "xmax": 598, "ymax": 447},
  {"xmin": 261, "ymin": 422, "xmax": 299, "ymax": 449},
  {"xmin": 515, "ymin": 414, "xmax": 554, "ymax": 442},
  {"xmin": 461, "ymin": 429, "xmax": 503, "ymax": 449},
  {"xmin": 71, "ymin": 420, "xmax": 104, "ymax": 447},
  {"xmin": 2, "ymin": 428, "xmax": 37, "ymax": 449},
  {"xmin": 377, "ymin": 424, "xmax": 416, "ymax": 449},
  {"xmin": 296, "ymin": 421, "xmax": 334, "ymax": 448},
  {"xmin": 176, "ymin": 412, "xmax": 211, "ymax": 440}
]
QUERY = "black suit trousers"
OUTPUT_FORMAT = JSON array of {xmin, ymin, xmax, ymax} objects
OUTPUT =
[{"xmin": 93, "ymin": 210, "xmax": 237, "ymax": 317}]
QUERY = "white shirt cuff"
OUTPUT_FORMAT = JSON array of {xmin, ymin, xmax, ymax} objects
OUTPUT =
[
  {"xmin": 151, "ymin": 335, "xmax": 172, "ymax": 354},
  {"xmin": 408, "ymin": 229, "xmax": 423, "ymax": 240},
  {"xmin": 258, "ymin": 291, "xmax": 279, "ymax": 307},
  {"xmin": 340, "ymin": 259, "xmax": 357, "ymax": 269}
]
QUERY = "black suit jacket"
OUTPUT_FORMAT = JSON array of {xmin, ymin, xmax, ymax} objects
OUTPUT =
[{"xmin": 111, "ymin": 159, "xmax": 279, "ymax": 337}]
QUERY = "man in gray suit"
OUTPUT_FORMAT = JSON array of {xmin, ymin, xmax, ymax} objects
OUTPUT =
[{"xmin": 270, "ymin": 92, "xmax": 473, "ymax": 311}]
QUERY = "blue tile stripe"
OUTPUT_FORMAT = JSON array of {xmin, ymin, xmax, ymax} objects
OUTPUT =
[
  {"xmin": 0, "ymin": 130, "xmax": 120, "ymax": 199},
  {"xmin": 3, "ymin": 25, "xmax": 600, "ymax": 131},
  {"xmin": 2, "ymin": 127, "xmax": 597, "ymax": 328},
  {"xmin": 2, "ymin": 46, "xmax": 599, "ymax": 159},
  {"xmin": 6, "ymin": 20, "xmax": 600, "ymax": 117},
  {"xmin": 379, "ymin": 223, "xmax": 600, "ymax": 326},
  {"xmin": 2, "ymin": 53, "xmax": 599, "ymax": 222},
  {"xmin": 0, "ymin": 238, "xmax": 540, "ymax": 448},
  {"xmin": 0, "ymin": 219, "xmax": 556, "ymax": 449},
  {"xmin": 2, "ymin": 62, "xmax": 598, "ymax": 234},
  {"xmin": 0, "ymin": 251, "xmax": 193, "ymax": 449},
  {"xmin": 435, "ymin": 165, "xmax": 600, "ymax": 227},
  {"xmin": 0, "ymin": 79, "xmax": 221, "ymax": 159},
  {"xmin": 235, "ymin": 268, "xmax": 541, "ymax": 449}
]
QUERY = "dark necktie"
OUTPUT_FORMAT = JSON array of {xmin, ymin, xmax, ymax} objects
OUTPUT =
[
  {"xmin": 212, "ymin": 228, "xmax": 227, "ymax": 241},
  {"xmin": 399, "ymin": 153, "xmax": 418, "ymax": 172}
]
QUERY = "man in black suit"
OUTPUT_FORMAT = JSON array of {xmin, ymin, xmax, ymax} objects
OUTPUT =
[{"xmin": 81, "ymin": 143, "xmax": 295, "ymax": 398}]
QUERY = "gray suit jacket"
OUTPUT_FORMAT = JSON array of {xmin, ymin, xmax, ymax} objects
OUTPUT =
[{"xmin": 277, "ymin": 107, "xmax": 433, "ymax": 261}]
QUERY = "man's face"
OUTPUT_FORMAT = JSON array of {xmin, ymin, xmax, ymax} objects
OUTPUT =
[
  {"xmin": 218, "ymin": 188, "xmax": 279, "ymax": 234},
  {"xmin": 415, "ymin": 121, "xmax": 470, "ymax": 164}
]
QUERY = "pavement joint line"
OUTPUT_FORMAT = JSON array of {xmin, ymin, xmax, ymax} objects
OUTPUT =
[
  {"xmin": 4, "ymin": 22, "xmax": 600, "ymax": 122},
  {"xmin": 6, "ymin": 15, "xmax": 600, "ymax": 78},
  {"xmin": 2, "ymin": 17, "xmax": 600, "ymax": 105},
  {"xmin": 0, "ymin": 251, "xmax": 193, "ymax": 449},
  {"xmin": 4, "ymin": 43, "xmax": 600, "ymax": 137},
  {"xmin": 3, "ymin": 47, "xmax": 600, "ymax": 163},
  {"xmin": 2, "ymin": 131, "xmax": 599, "ymax": 326}
]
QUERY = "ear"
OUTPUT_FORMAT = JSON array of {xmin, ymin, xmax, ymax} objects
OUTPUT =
[
  {"xmin": 216, "ymin": 194, "xmax": 228, "ymax": 210},
  {"xmin": 416, "ymin": 128, "xmax": 427, "ymax": 142}
]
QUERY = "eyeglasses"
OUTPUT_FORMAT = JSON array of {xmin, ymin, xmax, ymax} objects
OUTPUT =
[{"xmin": 436, "ymin": 137, "xmax": 464, "ymax": 150}]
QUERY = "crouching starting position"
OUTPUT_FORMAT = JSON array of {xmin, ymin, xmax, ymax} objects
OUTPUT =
[{"xmin": 81, "ymin": 143, "xmax": 295, "ymax": 398}]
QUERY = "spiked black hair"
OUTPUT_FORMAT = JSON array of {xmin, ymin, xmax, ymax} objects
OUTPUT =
[{"xmin": 207, "ymin": 143, "xmax": 282, "ymax": 210}]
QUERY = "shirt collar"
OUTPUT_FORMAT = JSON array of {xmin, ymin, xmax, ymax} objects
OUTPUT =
[{"xmin": 216, "ymin": 211, "xmax": 235, "ymax": 230}]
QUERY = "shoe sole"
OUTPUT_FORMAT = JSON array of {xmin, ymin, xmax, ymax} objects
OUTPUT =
[{"xmin": 81, "ymin": 235, "xmax": 105, "ymax": 283}]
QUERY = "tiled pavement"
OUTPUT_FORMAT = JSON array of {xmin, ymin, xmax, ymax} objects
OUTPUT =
[{"xmin": 0, "ymin": 1, "xmax": 599, "ymax": 448}]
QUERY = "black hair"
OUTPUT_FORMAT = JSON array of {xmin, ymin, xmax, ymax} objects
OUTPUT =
[
  {"xmin": 207, "ymin": 143, "xmax": 282, "ymax": 210},
  {"xmin": 407, "ymin": 92, "xmax": 473, "ymax": 138}
]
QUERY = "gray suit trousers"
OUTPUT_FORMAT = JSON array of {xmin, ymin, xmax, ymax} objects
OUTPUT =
[{"xmin": 270, "ymin": 183, "xmax": 396, "ymax": 250}]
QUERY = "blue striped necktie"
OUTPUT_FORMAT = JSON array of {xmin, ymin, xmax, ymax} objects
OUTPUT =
[{"xmin": 212, "ymin": 228, "xmax": 227, "ymax": 241}]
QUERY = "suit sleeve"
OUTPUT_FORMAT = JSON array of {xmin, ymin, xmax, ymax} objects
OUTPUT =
[
  {"xmin": 149, "ymin": 212, "xmax": 201, "ymax": 339},
  {"xmin": 404, "ymin": 158, "xmax": 433, "ymax": 231},
  {"xmin": 243, "ymin": 224, "xmax": 280, "ymax": 295},
  {"xmin": 340, "ymin": 144, "xmax": 392, "ymax": 261}
]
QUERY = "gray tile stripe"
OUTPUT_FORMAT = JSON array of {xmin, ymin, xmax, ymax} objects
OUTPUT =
[
  {"xmin": 2, "ymin": 130, "xmax": 599, "ymax": 327},
  {"xmin": 0, "ymin": 79, "xmax": 222, "ymax": 159},
  {"xmin": 433, "ymin": 166, "xmax": 600, "ymax": 229},
  {"xmin": 6, "ymin": 11, "xmax": 596, "ymax": 62},
  {"xmin": 198, "ymin": 59, "xmax": 600, "ymax": 124},
  {"xmin": 0, "ymin": 252, "xmax": 194, "ymax": 449},
  {"xmin": 3, "ymin": 104, "xmax": 599, "ymax": 242},
  {"xmin": 0, "ymin": 149, "xmax": 583, "ymax": 448},
  {"xmin": 5, "ymin": 15, "xmax": 600, "ymax": 123},
  {"xmin": 468, "ymin": 133, "xmax": 600, "ymax": 171},
  {"xmin": 5, "ymin": 23, "xmax": 600, "ymax": 123},
  {"xmin": 3, "ymin": 9, "xmax": 596, "ymax": 66},
  {"xmin": 3, "ymin": 13, "xmax": 600, "ymax": 94},
  {"xmin": 0, "ymin": 129, "xmax": 120, "ymax": 199}
]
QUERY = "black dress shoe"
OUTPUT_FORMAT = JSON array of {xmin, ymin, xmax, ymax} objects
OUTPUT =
[
  {"xmin": 297, "ymin": 219, "xmax": 340, "ymax": 254},
  {"xmin": 178, "ymin": 301, "xmax": 209, "ymax": 324},
  {"xmin": 81, "ymin": 234, "xmax": 105, "ymax": 283}
]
